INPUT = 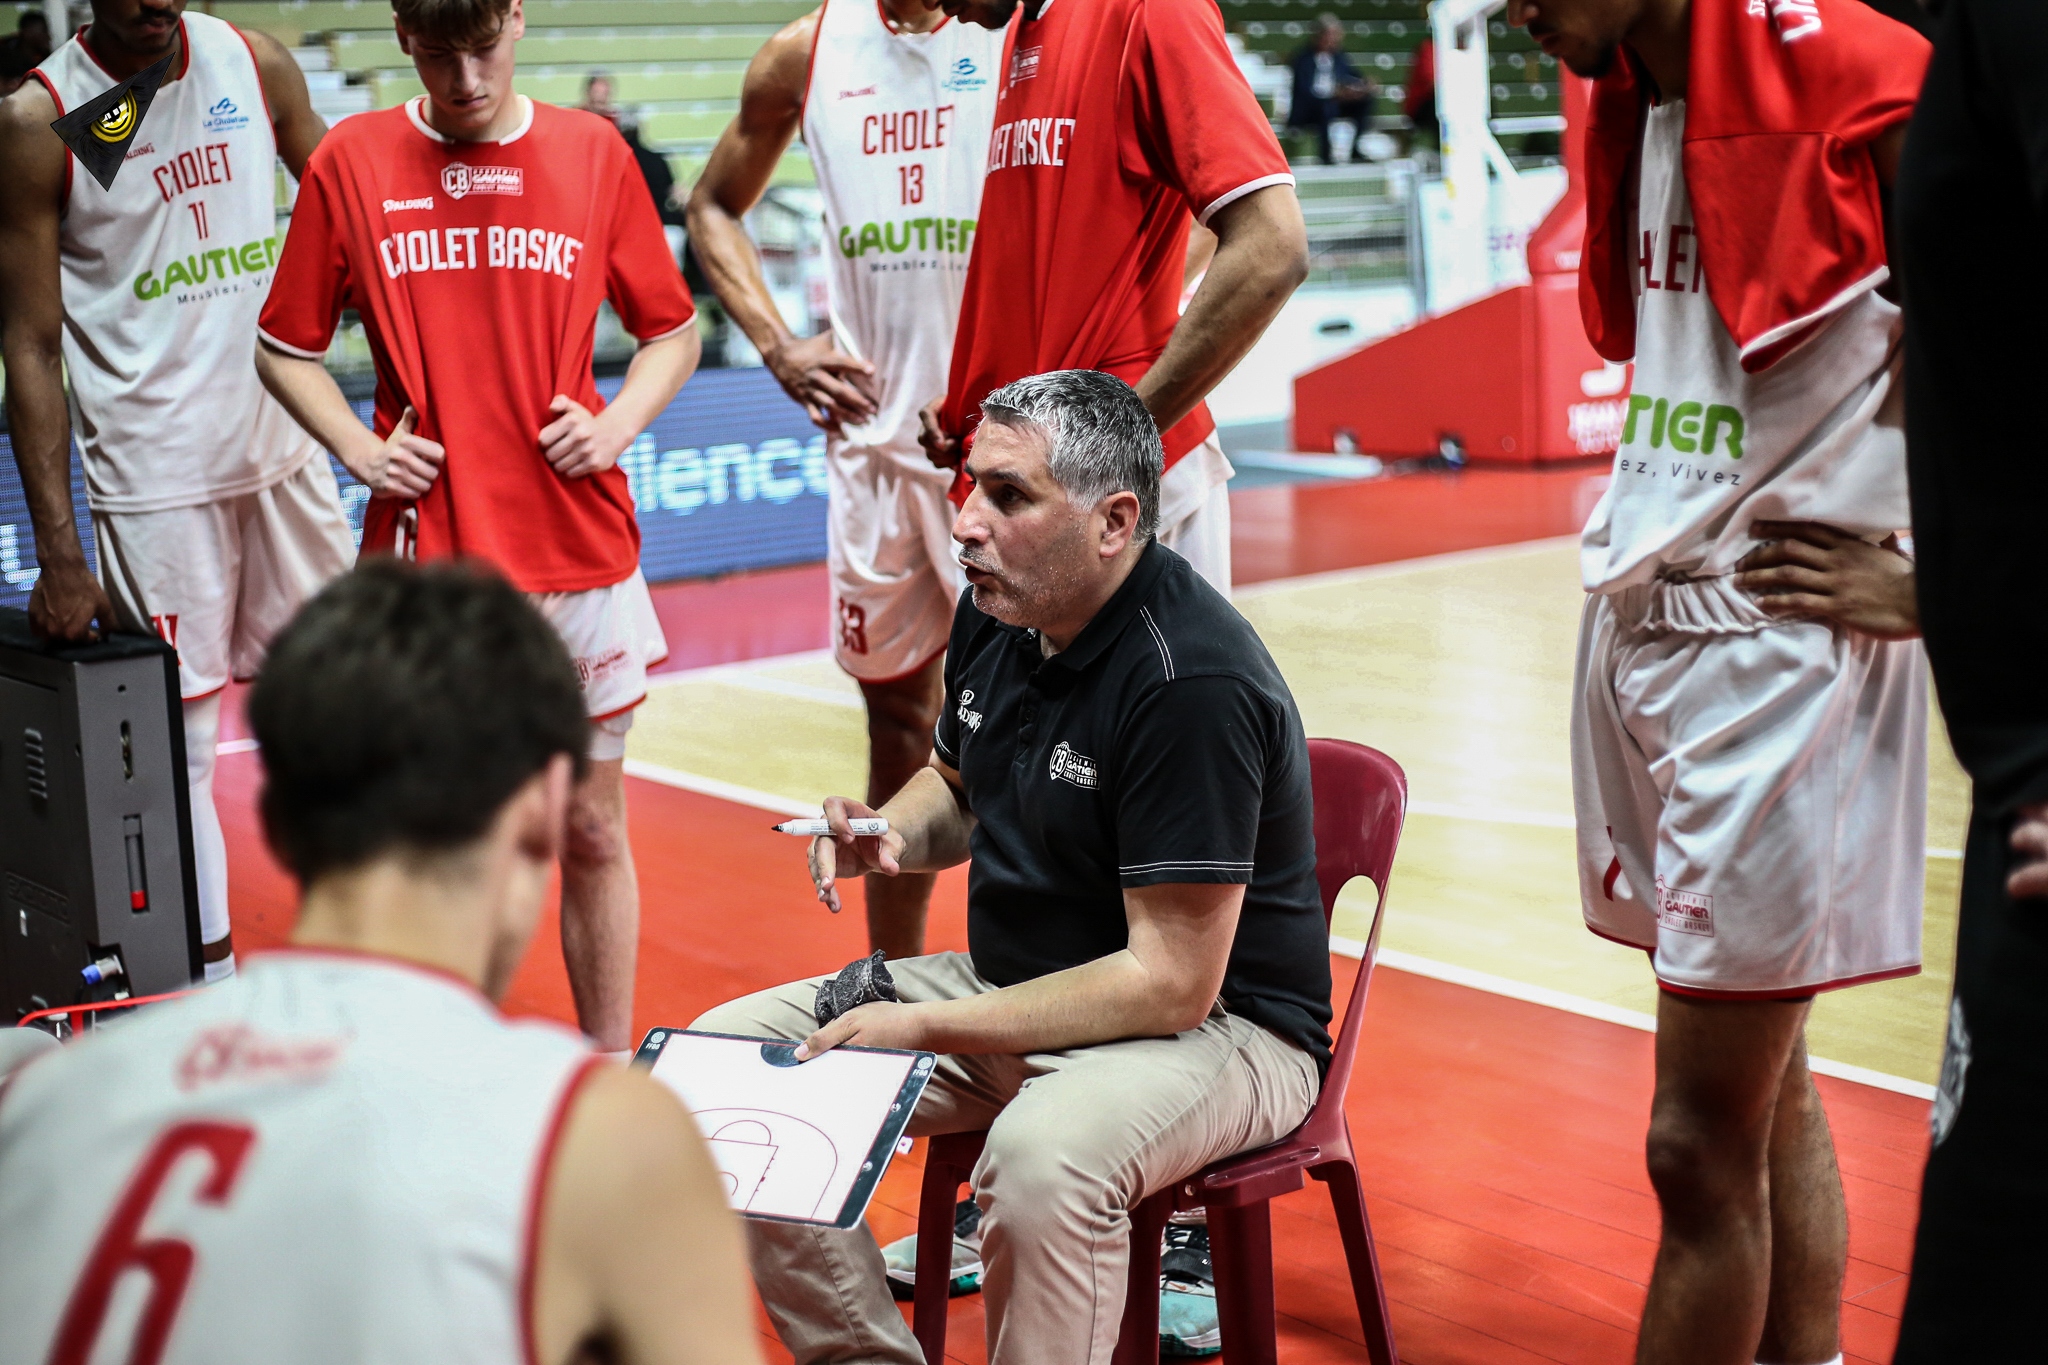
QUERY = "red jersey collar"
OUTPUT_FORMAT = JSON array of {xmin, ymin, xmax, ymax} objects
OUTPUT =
[{"xmin": 405, "ymin": 92, "xmax": 534, "ymax": 147}]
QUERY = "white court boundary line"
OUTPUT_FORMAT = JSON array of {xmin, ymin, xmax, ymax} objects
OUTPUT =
[
  {"xmin": 623, "ymin": 758, "xmax": 821, "ymax": 818},
  {"xmin": 629, "ymin": 673, "xmax": 1963, "ymax": 859},
  {"xmin": 222, "ymin": 734, "xmax": 1960, "ymax": 862},
  {"xmin": 1332, "ymin": 938, "xmax": 1936, "ymax": 1101},
  {"xmin": 625, "ymin": 758, "xmax": 1936, "ymax": 1102},
  {"xmin": 1231, "ymin": 533, "xmax": 1582, "ymax": 600}
]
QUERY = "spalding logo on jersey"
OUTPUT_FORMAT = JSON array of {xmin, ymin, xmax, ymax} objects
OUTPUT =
[{"xmin": 442, "ymin": 162, "xmax": 524, "ymax": 199}]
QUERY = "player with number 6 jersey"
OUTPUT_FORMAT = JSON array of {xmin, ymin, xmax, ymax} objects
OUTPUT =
[{"xmin": 0, "ymin": 562, "xmax": 759, "ymax": 1365}]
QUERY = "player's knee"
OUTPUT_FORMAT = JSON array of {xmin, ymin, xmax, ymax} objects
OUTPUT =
[
  {"xmin": 1643, "ymin": 1109, "xmax": 1763, "ymax": 1216},
  {"xmin": 560, "ymin": 788, "xmax": 627, "ymax": 869}
]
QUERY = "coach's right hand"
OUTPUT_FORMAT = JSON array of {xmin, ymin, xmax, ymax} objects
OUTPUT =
[
  {"xmin": 918, "ymin": 396, "xmax": 962, "ymax": 469},
  {"xmin": 807, "ymin": 795, "xmax": 906, "ymax": 913},
  {"xmin": 27, "ymin": 557, "xmax": 116, "ymax": 643},
  {"xmin": 766, "ymin": 333, "xmax": 878, "ymax": 434},
  {"xmin": 344, "ymin": 405, "xmax": 445, "ymax": 500}
]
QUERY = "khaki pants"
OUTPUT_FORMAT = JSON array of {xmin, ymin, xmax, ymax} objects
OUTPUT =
[{"xmin": 691, "ymin": 951, "xmax": 1319, "ymax": 1365}]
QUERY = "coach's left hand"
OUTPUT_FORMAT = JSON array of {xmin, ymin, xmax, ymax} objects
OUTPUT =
[
  {"xmin": 541, "ymin": 394, "xmax": 629, "ymax": 479},
  {"xmin": 794, "ymin": 1000, "xmax": 928, "ymax": 1061},
  {"xmin": 1735, "ymin": 521, "xmax": 1919, "ymax": 640},
  {"xmin": 2008, "ymin": 804, "xmax": 2048, "ymax": 901}
]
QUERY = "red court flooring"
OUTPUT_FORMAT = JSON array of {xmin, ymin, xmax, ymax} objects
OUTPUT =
[{"xmin": 216, "ymin": 464, "xmax": 1928, "ymax": 1362}]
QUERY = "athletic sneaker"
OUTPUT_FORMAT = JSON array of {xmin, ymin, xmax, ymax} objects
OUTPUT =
[
  {"xmin": 883, "ymin": 1196, "xmax": 984, "ymax": 1301},
  {"xmin": 1159, "ymin": 1223, "xmax": 1222, "ymax": 1357}
]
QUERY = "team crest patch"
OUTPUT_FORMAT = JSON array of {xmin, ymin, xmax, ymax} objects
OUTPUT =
[
  {"xmin": 1010, "ymin": 46, "xmax": 1041, "ymax": 84},
  {"xmin": 442, "ymin": 162, "xmax": 523, "ymax": 199},
  {"xmin": 1654, "ymin": 879, "xmax": 1714, "ymax": 937},
  {"xmin": 1048, "ymin": 741, "xmax": 1098, "ymax": 789}
]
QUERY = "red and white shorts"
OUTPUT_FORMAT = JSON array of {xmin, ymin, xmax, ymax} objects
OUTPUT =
[
  {"xmin": 529, "ymin": 568, "xmax": 668, "ymax": 761},
  {"xmin": 1572, "ymin": 584, "xmax": 1927, "ymax": 998},
  {"xmin": 826, "ymin": 444, "xmax": 964, "ymax": 683},
  {"xmin": 1155, "ymin": 434, "xmax": 1234, "ymax": 598},
  {"xmin": 93, "ymin": 455, "xmax": 357, "ymax": 700}
]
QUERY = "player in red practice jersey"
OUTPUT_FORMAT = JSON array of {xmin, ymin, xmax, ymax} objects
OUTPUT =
[
  {"xmin": 254, "ymin": 0, "xmax": 700, "ymax": 1054},
  {"xmin": 918, "ymin": 0, "xmax": 1310, "ymax": 600}
]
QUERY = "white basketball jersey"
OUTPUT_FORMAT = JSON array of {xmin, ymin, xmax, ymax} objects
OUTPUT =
[
  {"xmin": 801, "ymin": 0, "xmax": 1000, "ymax": 469},
  {"xmin": 0, "ymin": 951, "xmax": 594, "ymax": 1365},
  {"xmin": 1579, "ymin": 100, "xmax": 1910, "ymax": 597},
  {"xmin": 35, "ymin": 14, "xmax": 320, "ymax": 514}
]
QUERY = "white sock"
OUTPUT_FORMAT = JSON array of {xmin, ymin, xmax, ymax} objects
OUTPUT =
[
  {"xmin": 204, "ymin": 952, "xmax": 236, "ymax": 984},
  {"xmin": 184, "ymin": 695, "xmax": 231, "ymax": 947}
]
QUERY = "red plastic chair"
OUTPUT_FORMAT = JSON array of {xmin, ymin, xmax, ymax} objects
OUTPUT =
[{"xmin": 912, "ymin": 738, "xmax": 1406, "ymax": 1365}]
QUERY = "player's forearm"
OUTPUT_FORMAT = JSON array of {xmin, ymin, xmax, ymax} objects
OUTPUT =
[
  {"xmin": 1137, "ymin": 187, "xmax": 1308, "ymax": 433},
  {"xmin": 1, "ymin": 340, "xmax": 87, "ymax": 565},
  {"xmin": 682, "ymin": 198, "xmax": 798, "ymax": 358},
  {"xmin": 602, "ymin": 330, "xmax": 701, "ymax": 443},
  {"xmin": 883, "ymin": 765, "xmax": 977, "ymax": 873},
  {"xmin": 255, "ymin": 344, "xmax": 381, "ymax": 469}
]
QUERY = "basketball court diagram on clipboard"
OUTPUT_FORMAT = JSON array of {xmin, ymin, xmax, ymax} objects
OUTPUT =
[{"xmin": 637, "ymin": 1029, "xmax": 935, "ymax": 1228}]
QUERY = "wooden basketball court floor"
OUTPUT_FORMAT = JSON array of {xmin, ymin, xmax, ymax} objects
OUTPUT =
[{"xmin": 212, "ymin": 465, "xmax": 1951, "ymax": 1364}]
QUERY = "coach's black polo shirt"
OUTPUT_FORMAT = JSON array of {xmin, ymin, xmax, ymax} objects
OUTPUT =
[{"xmin": 933, "ymin": 541, "xmax": 1333, "ymax": 1073}]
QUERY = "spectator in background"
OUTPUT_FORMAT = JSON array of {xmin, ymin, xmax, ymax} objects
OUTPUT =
[
  {"xmin": 1, "ymin": 39, "xmax": 32, "ymax": 96},
  {"xmin": 619, "ymin": 116, "xmax": 686, "ymax": 268},
  {"xmin": 4, "ymin": 9, "xmax": 52, "ymax": 67},
  {"xmin": 575, "ymin": 72, "xmax": 683, "ymax": 268},
  {"xmin": 1287, "ymin": 15, "xmax": 1376, "ymax": 164},
  {"xmin": 579, "ymin": 68, "xmax": 618, "ymax": 123}
]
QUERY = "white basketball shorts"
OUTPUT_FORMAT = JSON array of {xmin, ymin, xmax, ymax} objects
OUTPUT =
[
  {"xmin": 93, "ymin": 454, "xmax": 357, "ymax": 699},
  {"xmin": 1155, "ymin": 434, "xmax": 1235, "ymax": 599},
  {"xmin": 529, "ymin": 568, "xmax": 668, "ymax": 760},
  {"xmin": 827, "ymin": 443, "xmax": 965, "ymax": 683},
  {"xmin": 1571, "ymin": 589, "xmax": 1927, "ymax": 998}
]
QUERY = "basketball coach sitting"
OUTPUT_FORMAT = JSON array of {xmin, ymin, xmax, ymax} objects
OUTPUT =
[{"xmin": 694, "ymin": 370, "xmax": 1333, "ymax": 1365}]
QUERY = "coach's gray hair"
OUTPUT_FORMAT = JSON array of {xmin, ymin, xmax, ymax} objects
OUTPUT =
[{"xmin": 980, "ymin": 371, "xmax": 1162, "ymax": 540}]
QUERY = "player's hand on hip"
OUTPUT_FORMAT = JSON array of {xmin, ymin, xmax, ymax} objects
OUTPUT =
[
  {"xmin": 540, "ymin": 394, "xmax": 629, "ymax": 480},
  {"xmin": 350, "ymin": 405, "xmax": 445, "ymax": 500},
  {"xmin": 1735, "ymin": 521, "xmax": 1919, "ymax": 640},
  {"xmin": 2009, "ymin": 803, "xmax": 2048, "ymax": 901},
  {"xmin": 795, "ymin": 1000, "xmax": 927, "ymax": 1060},
  {"xmin": 918, "ymin": 397, "xmax": 961, "ymax": 469},
  {"xmin": 807, "ymin": 795, "xmax": 905, "ymax": 913},
  {"xmin": 26, "ymin": 559, "xmax": 116, "ymax": 643},
  {"xmin": 766, "ymin": 332, "xmax": 878, "ymax": 433}
]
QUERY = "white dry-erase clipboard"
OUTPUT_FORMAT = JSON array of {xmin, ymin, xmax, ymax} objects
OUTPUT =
[{"xmin": 635, "ymin": 1028, "xmax": 935, "ymax": 1229}]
